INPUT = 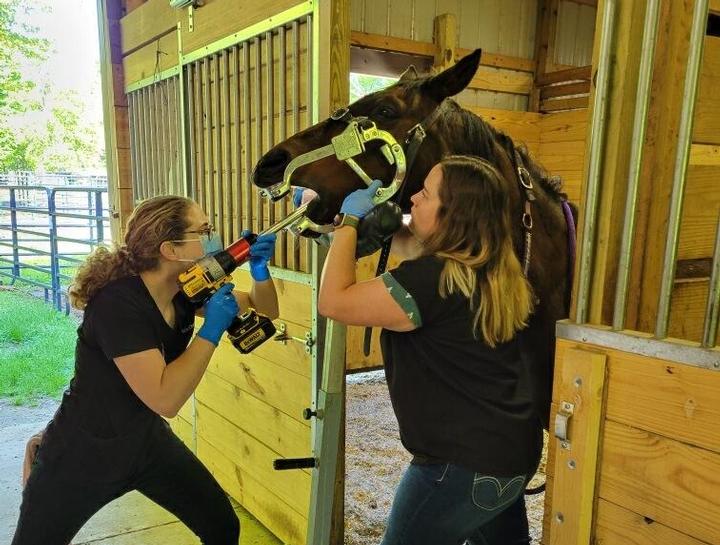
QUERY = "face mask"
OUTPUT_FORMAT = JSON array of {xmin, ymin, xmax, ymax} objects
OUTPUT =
[{"xmin": 172, "ymin": 232, "xmax": 224, "ymax": 262}]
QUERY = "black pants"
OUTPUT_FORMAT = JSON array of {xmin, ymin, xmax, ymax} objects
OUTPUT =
[{"xmin": 12, "ymin": 421, "xmax": 239, "ymax": 545}]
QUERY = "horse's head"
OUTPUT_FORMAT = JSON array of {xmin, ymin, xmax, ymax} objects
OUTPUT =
[{"xmin": 252, "ymin": 49, "xmax": 482, "ymax": 232}]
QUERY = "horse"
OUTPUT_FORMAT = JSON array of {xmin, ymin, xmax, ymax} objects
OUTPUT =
[{"xmin": 252, "ymin": 49, "xmax": 577, "ymax": 431}]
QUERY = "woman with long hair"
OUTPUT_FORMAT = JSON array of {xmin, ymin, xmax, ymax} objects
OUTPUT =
[
  {"xmin": 13, "ymin": 195, "xmax": 279, "ymax": 545},
  {"xmin": 319, "ymin": 155, "xmax": 542, "ymax": 545}
]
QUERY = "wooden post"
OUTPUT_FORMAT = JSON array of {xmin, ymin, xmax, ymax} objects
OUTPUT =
[
  {"xmin": 433, "ymin": 13, "xmax": 457, "ymax": 72},
  {"xmin": 545, "ymin": 345, "xmax": 607, "ymax": 545},
  {"xmin": 531, "ymin": 0, "xmax": 558, "ymax": 111},
  {"xmin": 314, "ymin": 0, "xmax": 350, "ymax": 543},
  {"xmin": 97, "ymin": 0, "xmax": 134, "ymax": 242}
]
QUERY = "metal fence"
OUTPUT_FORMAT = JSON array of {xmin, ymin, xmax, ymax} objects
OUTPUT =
[{"xmin": 0, "ymin": 179, "xmax": 111, "ymax": 313}]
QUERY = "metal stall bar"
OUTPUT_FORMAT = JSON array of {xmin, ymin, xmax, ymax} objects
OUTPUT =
[
  {"xmin": 221, "ymin": 49, "xmax": 233, "ymax": 242},
  {"xmin": 574, "ymin": 0, "xmax": 616, "ymax": 324},
  {"xmin": 266, "ymin": 30, "xmax": 276, "ymax": 236},
  {"xmin": 158, "ymin": 78, "xmax": 168, "ymax": 194},
  {"xmin": 212, "ymin": 53, "xmax": 224, "ymax": 242},
  {"xmin": 612, "ymin": 0, "xmax": 661, "ymax": 330},
  {"xmin": 127, "ymin": 92, "xmax": 140, "ymax": 201},
  {"xmin": 141, "ymin": 87, "xmax": 153, "ymax": 200},
  {"xmin": 254, "ymin": 37, "xmax": 264, "ymax": 234},
  {"xmin": 291, "ymin": 20, "xmax": 301, "ymax": 269},
  {"xmin": 703, "ymin": 216, "xmax": 720, "ymax": 348},
  {"xmin": 278, "ymin": 25, "xmax": 288, "ymax": 268},
  {"xmin": 242, "ymin": 42, "xmax": 252, "ymax": 234},
  {"xmin": 202, "ymin": 56, "xmax": 215, "ymax": 227},
  {"xmin": 655, "ymin": 0, "xmax": 709, "ymax": 338},
  {"xmin": 231, "ymin": 44, "xmax": 242, "ymax": 241},
  {"xmin": 192, "ymin": 61, "xmax": 204, "ymax": 205}
]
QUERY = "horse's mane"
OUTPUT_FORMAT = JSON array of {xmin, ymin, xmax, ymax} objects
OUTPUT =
[{"xmin": 437, "ymin": 100, "xmax": 568, "ymax": 201}]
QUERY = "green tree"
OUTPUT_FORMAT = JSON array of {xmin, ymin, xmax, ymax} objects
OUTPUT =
[{"xmin": 0, "ymin": 0, "xmax": 48, "ymax": 172}]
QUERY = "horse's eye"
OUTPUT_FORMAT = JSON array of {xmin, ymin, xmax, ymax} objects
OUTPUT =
[{"xmin": 375, "ymin": 106, "xmax": 398, "ymax": 119}]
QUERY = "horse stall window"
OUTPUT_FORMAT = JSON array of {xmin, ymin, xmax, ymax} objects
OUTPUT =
[{"xmin": 183, "ymin": 21, "xmax": 313, "ymax": 273}]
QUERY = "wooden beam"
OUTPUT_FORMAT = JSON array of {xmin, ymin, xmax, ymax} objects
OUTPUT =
[
  {"xmin": 119, "ymin": 0, "xmax": 177, "ymax": 55},
  {"xmin": 540, "ymin": 80, "xmax": 590, "ymax": 99},
  {"xmin": 710, "ymin": 0, "xmax": 720, "ymax": 15},
  {"xmin": 468, "ymin": 68, "xmax": 534, "ymax": 95},
  {"xmin": 566, "ymin": 0, "xmax": 597, "ymax": 6},
  {"xmin": 349, "ymin": 31, "xmax": 535, "ymax": 73},
  {"xmin": 537, "ymin": 65, "xmax": 592, "ymax": 86},
  {"xmin": 98, "ymin": 0, "xmax": 133, "ymax": 242},
  {"xmin": 531, "ymin": 0, "xmax": 558, "ymax": 111},
  {"xmin": 433, "ymin": 13, "xmax": 457, "ymax": 72},
  {"xmin": 540, "ymin": 96, "xmax": 589, "ymax": 111}
]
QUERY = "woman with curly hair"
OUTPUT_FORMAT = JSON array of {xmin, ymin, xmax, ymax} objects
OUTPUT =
[
  {"xmin": 13, "ymin": 195, "xmax": 279, "ymax": 545},
  {"xmin": 319, "ymin": 155, "xmax": 542, "ymax": 545}
]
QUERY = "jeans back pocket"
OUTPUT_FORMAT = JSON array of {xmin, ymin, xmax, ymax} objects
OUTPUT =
[{"xmin": 471, "ymin": 474, "xmax": 525, "ymax": 511}]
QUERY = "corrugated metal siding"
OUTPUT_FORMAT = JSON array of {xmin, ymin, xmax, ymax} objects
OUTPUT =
[
  {"xmin": 350, "ymin": 0, "xmax": 595, "ymax": 111},
  {"xmin": 555, "ymin": 1, "xmax": 596, "ymax": 67}
]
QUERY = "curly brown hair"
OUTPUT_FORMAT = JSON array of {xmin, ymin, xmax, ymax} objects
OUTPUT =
[{"xmin": 68, "ymin": 195, "xmax": 195, "ymax": 309}]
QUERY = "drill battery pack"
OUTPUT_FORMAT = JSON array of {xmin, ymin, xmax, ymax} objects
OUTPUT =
[{"xmin": 226, "ymin": 309, "xmax": 276, "ymax": 354}]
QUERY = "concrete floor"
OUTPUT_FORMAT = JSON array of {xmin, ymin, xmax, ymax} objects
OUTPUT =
[{"xmin": 0, "ymin": 400, "xmax": 280, "ymax": 545}]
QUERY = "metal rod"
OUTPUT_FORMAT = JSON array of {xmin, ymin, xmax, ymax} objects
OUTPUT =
[
  {"xmin": 254, "ymin": 37, "xmax": 263, "ymax": 233},
  {"xmin": 279, "ymin": 25, "xmax": 288, "ymax": 268},
  {"xmin": 612, "ymin": 0, "xmax": 661, "ymax": 330},
  {"xmin": 202, "ymin": 56, "xmax": 215, "ymax": 226},
  {"xmin": 213, "ymin": 54, "xmax": 223, "ymax": 242},
  {"xmin": 574, "ymin": 0, "xmax": 616, "ymax": 324},
  {"xmin": 192, "ymin": 61, "xmax": 204, "ymax": 205},
  {"xmin": 222, "ymin": 49, "xmax": 233, "ymax": 243},
  {"xmin": 292, "ymin": 20, "xmax": 300, "ymax": 270},
  {"xmin": 266, "ymin": 30, "xmax": 276, "ymax": 235},
  {"xmin": 243, "ymin": 42, "xmax": 252, "ymax": 233},
  {"xmin": 702, "ymin": 216, "xmax": 720, "ymax": 347},
  {"xmin": 655, "ymin": 0, "xmax": 709, "ymax": 338},
  {"xmin": 232, "ymin": 44, "xmax": 242, "ymax": 241}
]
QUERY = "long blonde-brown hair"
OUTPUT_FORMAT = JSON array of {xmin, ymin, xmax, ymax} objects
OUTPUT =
[
  {"xmin": 422, "ymin": 155, "xmax": 533, "ymax": 346},
  {"xmin": 68, "ymin": 195, "xmax": 195, "ymax": 309}
]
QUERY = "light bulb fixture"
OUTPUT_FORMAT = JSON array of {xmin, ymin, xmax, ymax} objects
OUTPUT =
[{"xmin": 169, "ymin": 0, "xmax": 201, "ymax": 8}]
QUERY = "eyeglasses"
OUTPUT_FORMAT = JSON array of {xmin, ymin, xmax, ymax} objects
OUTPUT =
[{"xmin": 183, "ymin": 224, "xmax": 215, "ymax": 238}]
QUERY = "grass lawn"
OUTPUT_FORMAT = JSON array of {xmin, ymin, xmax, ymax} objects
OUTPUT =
[{"xmin": 0, "ymin": 289, "xmax": 78, "ymax": 405}]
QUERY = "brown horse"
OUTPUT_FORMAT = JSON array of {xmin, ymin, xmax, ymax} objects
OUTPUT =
[{"xmin": 253, "ymin": 49, "xmax": 577, "ymax": 430}]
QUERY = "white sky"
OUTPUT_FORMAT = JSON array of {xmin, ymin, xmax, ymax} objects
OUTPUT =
[{"xmin": 13, "ymin": 0, "xmax": 103, "ymax": 139}]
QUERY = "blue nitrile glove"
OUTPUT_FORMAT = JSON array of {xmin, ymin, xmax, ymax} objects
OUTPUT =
[
  {"xmin": 293, "ymin": 187, "xmax": 304, "ymax": 208},
  {"xmin": 340, "ymin": 179, "xmax": 383, "ymax": 219},
  {"xmin": 242, "ymin": 229, "xmax": 276, "ymax": 282},
  {"xmin": 198, "ymin": 283, "xmax": 239, "ymax": 345}
]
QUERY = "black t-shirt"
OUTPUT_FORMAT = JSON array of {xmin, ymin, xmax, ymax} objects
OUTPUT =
[
  {"xmin": 380, "ymin": 255, "xmax": 542, "ymax": 476},
  {"xmin": 55, "ymin": 275, "xmax": 196, "ymax": 439}
]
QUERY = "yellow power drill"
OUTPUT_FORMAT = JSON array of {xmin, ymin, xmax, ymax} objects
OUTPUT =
[{"xmin": 178, "ymin": 204, "xmax": 310, "ymax": 353}]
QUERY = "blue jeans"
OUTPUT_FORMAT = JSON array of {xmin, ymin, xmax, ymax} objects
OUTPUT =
[{"xmin": 380, "ymin": 462, "xmax": 529, "ymax": 545}]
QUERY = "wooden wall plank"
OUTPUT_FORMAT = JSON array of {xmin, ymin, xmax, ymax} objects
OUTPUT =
[
  {"xmin": 198, "ymin": 437, "xmax": 307, "ymax": 545},
  {"xmin": 196, "ymin": 403, "xmax": 311, "ymax": 517},
  {"xmin": 120, "ymin": 0, "xmax": 176, "ymax": 55},
  {"xmin": 539, "ymin": 109, "xmax": 589, "ymax": 143},
  {"xmin": 693, "ymin": 36, "xmax": 720, "ymax": 145},
  {"xmin": 464, "ymin": 106, "xmax": 542, "ymax": 146},
  {"xmin": 595, "ymin": 499, "xmax": 709, "ymax": 545},
  {"xmin": 598, "ymin": 420, "xmax": 720, "ymax": 545},
  {"xmin": 196, "ymin": 370, "xmax": 310, "ymax": 456},
  {"xmin": 206, "ymin": 340, "xmax": 311, "ymax": 423},
  {"xmin": 602, "ymin": 339, "xmax": 720, "ymax": 454},
  {"xmin": 678, "ymin": 165, "xmax": 720, "ymax": 260},
  {"xmin": 179, "ymin": 0, "xmax": 302, "ymax": 55},
  {"xmin": 123, "ymin": 31, "xmax": 178, "ymax": 88},
  {"xmin": 667, "ymin": 280, "xmax": 710, "ymax": 343}
]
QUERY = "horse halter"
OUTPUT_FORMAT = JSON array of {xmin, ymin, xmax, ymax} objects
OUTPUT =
[
  {"xmin": 513, "ymin": 149, "xmax": 536, "ymax": 277},
  {"xmin": 257, "ymin": 99, "xmax": 448, "ymax": 236}
]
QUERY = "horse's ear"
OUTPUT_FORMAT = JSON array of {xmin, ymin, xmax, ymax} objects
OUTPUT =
[
  {"xmin": 399, "ymin": 65, "xmax": 419, "ymax": 82},
  {"xmin": 421, "ymin": 48, "xmax": 482, "ymax": 102}
]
